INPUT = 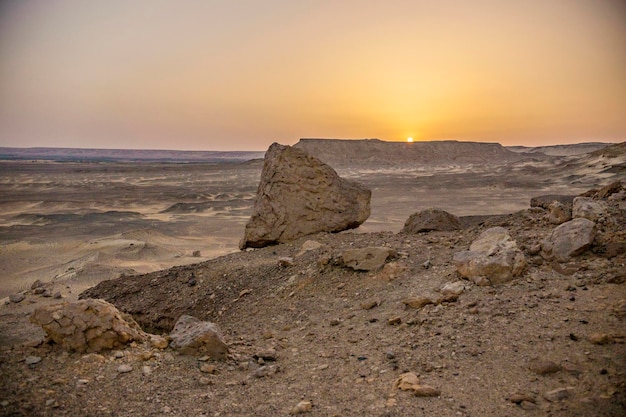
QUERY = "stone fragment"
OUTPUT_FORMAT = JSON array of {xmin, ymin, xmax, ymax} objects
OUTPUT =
[
  {"xmin": 548, "ymin": 201, "xmax": 572, "ymax": 225},
  {"xmin": 296, "ymin": 240, "xmax": 327, "ymax": 257},
  {"xmin": 25, "ymin": 356, "xmax": 42, "ymax": 365},
  {"xmin": 589, "ymin": 333, "xmax": 623, "ymax": 345},
  {"xmin": 572, "ymin": 197, "xmax": 608, "ymax": 222},
  {"xmin": 379, "ymin": 262, "xmax": 407, "ymax": 280},
  {"xmin": 361, "ymin": 300, "xmax": 380, "ymax": 310},
  {"xmin": 394, "ymin": 372, "xmax": 440, "ymax": 397},
  {"xmin": 529, "ymin": 359, "xmax": 561, "ymax": 375},
  {"xmin": 9, "ymin": 293, "xmax": 25, "ymax": 303},
  {"xmin": 543, "ymin": 387, "xmax": 575, "ymax": 402},
  {"xmin": 541, "ymin": 218, "xmax": 596, "ymax": 262},
  {"xmin": 200, "ymin": 364, "xmax": 217, "ymax": 374},
  {"xmin": 240, "ymin": 143, "xmax": 370, "ymax": 249},
  {"xmin": 530, "ymin": 195, "xmax": 576, "ymax": 209},
  {"xmin": 30, "ymin": 299, "xmax": 148, "ymax": 353},
  {"xmin": 453, "ymin": 227, "xmax": 526, "ymax": 285},
  {"xmin": 402, "ymin": 297, "xmax": 435, "ymax": 309},
  {"xmin": 439, "ymin": 281, "xmax": 466, "ymax": 297},
  {"xmin": 402, "ymin": 209, "xmax": 461, "ymax": 233},
  {"xmin": 289, "ymin": 400, "xmax": 312, "ymax": 415},
  {"xmin": 31, "ymin": 280, "xmax": 44, "ymax": 290},
  {"xmin": 342, "ymin": 247, "xmax": 395, "ymax": 271},
  {"xmin": 253, "ymin": 364, "xmax": 278, "ymax": 378},
  {"xmin": 116, "ymin": 364, "xmax": 133, "ymax": 373},
  {"xmin": 254, "ymin": 348, "xmax": 277, "ymax": 361},
  {"xmin": 169, "ymin": 315, "xmax": 229, "ymax": 359},
  {"xmin": 509, "ymin": 393, "xmax": 536, "ymax": 404},
  {"xmin": 278, "ymin": 257, "xmax": 294, "ymax": 267}
]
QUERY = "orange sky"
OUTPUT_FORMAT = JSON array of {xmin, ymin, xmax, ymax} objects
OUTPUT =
[{"xmin": 1, "ymin": 0, "xmax": 625, "ymax": 151}]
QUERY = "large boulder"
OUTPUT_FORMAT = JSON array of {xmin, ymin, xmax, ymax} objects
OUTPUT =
[
  {"xmin": 30, "ymin": 299, "xmax": 148, "ymax": 353},
  {"xmin": 402, "ymin": 208, "xmax": 461, "ymax": 233},
  {"xmin": 541, "ymin": 218, "xmax": 596, "ymax": 262},
  {"xmin": 240, "ymin": 143, "xmax": 371, "ymax": 249},
  {"xmin": 453, "ymin": 227, "xmax": 526, "ymax": 285},
  {"xmin": 169, "ymin": 315, "xmax": 229, "ymax": 359}
]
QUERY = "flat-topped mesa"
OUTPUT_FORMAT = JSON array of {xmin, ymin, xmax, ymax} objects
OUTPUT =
[
  {"xmin": 240, "ymin": 143, "xmax": 371, "ymax": 249},
  {"xmin": 294, "ymin": 138, "xmax": 523, "ymax": 167}
]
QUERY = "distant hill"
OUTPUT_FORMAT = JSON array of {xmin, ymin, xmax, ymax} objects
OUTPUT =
[
  {"xmin": 0, "ymin": 147, "xmax": 265, "ymax": 163},
  {"xmin": 507, "ymin": 142, "xmax": 613, "ymax": 157},
  {"xmin": 294, "ymin": 138, "xmax": 523, "ymax": 167}
]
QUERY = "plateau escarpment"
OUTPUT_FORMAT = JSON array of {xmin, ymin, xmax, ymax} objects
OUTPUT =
[{"xmin": 294, "ymin": 138, "xmax": 523, "ymax": 167}]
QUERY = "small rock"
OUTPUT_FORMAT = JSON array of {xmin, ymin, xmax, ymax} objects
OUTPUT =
[
  {"xmin": 253, "ymin": 365, "xmax": 278, "ymax": 378},
  {"xmin": 31, "ymin": 280, "xmax": 44, "ymax": 290},
  {"xmin": 440, "ymin": 281, "xmax": 465, "ymax": 296},
  {"xmin": 142, "ymin": 365, "xmax": 152, "ymax": 375},
  {"xmin": 112, "ymin": 350, "xmax": 124, "ymax": 359},
  {"xmin": 52, "ymin": 292, "xmax": 62, "ymax": 299},
  {"xmin": 394, "ymin": 372, "xmax": 420, "ymax": 390},
  {"xmin": 529, "ymin": 359, "xmax": 561, "ymax": 375},
  {"xmin": 329, "ymin": 319, "xmax": 340, "ymax": 326},
  {"xmin": 149, "ymin": 334, "xmax": 169, "ymax": 350},
  {"xmin": 509, "ymin": 393, "xmax": 536, "ymax": 404},
  {"xmin": 169, "ymin": 315, "xmax": 229, "ymax": 359},
  {"xmin": 589, "ymin": 333, "xmax": 615, "ymax": 345},
  {"xmin": 422, "ymin": 260, "xmax": 432, "ymax": 269},
  {"xmin": 25, "ymin": 356, "xmax": 42, "ymax": 365},
  {"xmin": 342, "ymin": 247, "xmax": 395, "ymax": 271},
  {"xmin": 198, "ymin": 376, "xmax": 213, "ymax": 386},
  {"xmin": 385, "ymin": 351, "xmax": 396, "ymax": 360},
  {"xmin": 387, "ymin": 316, "xmax": 402, "ymax": 325},
  {"xmin": 192, "ymin": 250, "xmax": 201, "ymax": 257},
  {"xmin": 413, "ymin": 385, "xmax": 440, "ymax": 397},
  {"xmin": 255, "ymin": 348, "xmax": 277, "ymax": 361},
  {"xmin": 116, "ymin": 364, "xmax": 133, "ymax": 373},
  {"xmin": 289, "ymin": 400, "xmax": 312, "ymax": 415},
  {"xmin": 278, "ymin": 257, "xmax": 294, "ymax": 267},
  {"xmin": 402, "ymin": 296, "xmax": 434, "ymax": 309},
  {"xmin": 9, "ymin": 293, "xmax": 25, "ymax": 304},
  {"xmin": 543, "ymin": 387, "xmax": 575, "ymax": 402},
  {"xmin": 200, "ymin": 364, "xmax": 217, "ymax": 374},
  {"xmin": 361, "ymin": 300, "xmax": 380, "ymax": 310}
]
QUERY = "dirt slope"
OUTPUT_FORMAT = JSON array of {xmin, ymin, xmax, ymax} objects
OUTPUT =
[{"xmin": 2, "ymin": 186, "xmax": 624, "ymax": 417}]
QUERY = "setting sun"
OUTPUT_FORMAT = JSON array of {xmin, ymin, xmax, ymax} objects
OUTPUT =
[{"xmin": 407, "ymin": 137, "xmax": 414, "ymax": 143}]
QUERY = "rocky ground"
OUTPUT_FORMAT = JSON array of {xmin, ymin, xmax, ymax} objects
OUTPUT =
[{"xmin": 1, "ymin": 182, "xmax": 625, "ymax": 417}]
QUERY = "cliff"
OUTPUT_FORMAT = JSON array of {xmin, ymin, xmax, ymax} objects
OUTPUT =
[{"xmin": 293, "ymin": 138, "xmax": 523, "ymax": 167}]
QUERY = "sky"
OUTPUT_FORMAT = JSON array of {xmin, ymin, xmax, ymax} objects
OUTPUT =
[{"xmin": 1, "ymin": 0, "xmax": 625, "ymax": 151}]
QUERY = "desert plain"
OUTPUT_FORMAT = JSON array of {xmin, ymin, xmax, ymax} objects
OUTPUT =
[{"xmin": 0, "ymin": 140, "xmax": 625, "ymax": 416}]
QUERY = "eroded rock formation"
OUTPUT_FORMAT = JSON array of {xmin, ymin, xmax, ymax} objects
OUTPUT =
[{"xmin": 240, "ymin": 143, "xmax": 370, "ymax": 249}]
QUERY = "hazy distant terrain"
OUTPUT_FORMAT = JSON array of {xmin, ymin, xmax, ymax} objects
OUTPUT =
[
  {"xmin": 0, "ymin": 147, "xmax": 265, "ymax": 163},
  {"xmin": 507, "ymin": 142, "xmax": 612, "ymax": 156},
  {"xmin": 0, "ymin": 140, "xmax": 624, "ymax": 299}
]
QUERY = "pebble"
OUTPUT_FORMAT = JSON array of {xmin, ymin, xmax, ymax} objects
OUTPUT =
[
  {"xmin": 589, "ymin": 333, "xmax": 617, "ymax": 345},
  {"xmin": 528, "ymin": 359, "xmax": 561, "ymax": 375},
  {"xmin": 289, "ymin": 400, "xmax": 312, "ymax": 415},
  {"xmin": 413, "ymin": 385, "xmax": 440, "ymax": 397},
  {"xmin": 31, "ymin": 280, "xmax": 44, "ymax": 290},
  {"xmin": 9, "ymin": 293, "xmax": 25, "ymax": 304},
  {"xmin": 253, "ymin": 365, "xmax": 278, "ymax": 378},
  {"xmin": 509, "ymin": 393, "xmax": 536, "ymax": 404},
  {"xmin": 255, "ymin": 348, "xmax": 277, "ymax": 361},
  {"xmin": 25, "ymin": 356, "xmax": 42, "ymax": 365},
  {"xmin": 329, "ymin": 319, "xmax": 340, "ymax": 326},
  {"xmin": 543, "ymin": 387, "xmax": 575, "ymax": 402},
  {"xmin": 198, "ymin": 376, "xmax": 214, "ymax": 386},
  {"xmin": 422, "ymin": 260, "xmax": 432, "ymax": 269},
  {"xmin": 116, "ymin": 364, "xmax": 133, "ymax": 373},
  {"xmin": 200, "ymin": 364, "xmax": 217, "ymax": 374},
  {"xmin": 387, "ymin": 316, "xmax": 402, "ymax": 325},
  {"xmin": 142, "ymin": 365, "xmax": 152, "ymax": 375},
  {"xmin": 278, "ymin": 257, "xmax": 294, "ymax": 267},
  {"xmin": 361, "ymin": 300, "xmax": 379, "ymax": 310},
  {"xmin": 112, "ymin": 351, "xmax": 124, "ymax": 359},
  {"xmin": 402, "ymin": 296, "xmax": 434, "ymax": 309}
]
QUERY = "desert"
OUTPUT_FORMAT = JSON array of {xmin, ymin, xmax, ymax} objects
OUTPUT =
[{"xmin": 0, "ymin": 139, "xmax": 625, "ymax": 416}]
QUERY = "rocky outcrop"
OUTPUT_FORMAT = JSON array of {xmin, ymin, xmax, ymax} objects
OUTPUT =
[
  {"xmin": 240, "ymin": 143, "xmax": 370, "ymax": 249},
  {"xmin": 402, "ymin": 209, "xmax": 461, "ymax": 233},
  {"xmin": 453, "ymin": 227, "xmax": 526, "ymax": 285},
  {"xmin": 169, "ymin": 315, "xmax": 229, "ymax": 359},
  {"xmin": 30, "ymin": 299, "xmax": 148, "ymax": 353},
  {"xmin": 541, "ymin": 218, "xmax": 596, "ymax": 262},
  {"xmin": 342, "ymin": 247, "xmax": 395, "ymax": 271}
]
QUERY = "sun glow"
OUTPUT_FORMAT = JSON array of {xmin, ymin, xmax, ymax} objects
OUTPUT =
[{"xmin": 407, "ymin": 137, "xmax": 414, "ymax": 143}]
